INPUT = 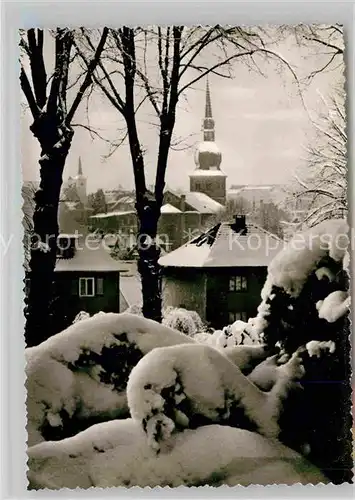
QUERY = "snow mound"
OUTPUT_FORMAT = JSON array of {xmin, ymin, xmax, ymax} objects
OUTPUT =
[
  {"xmin": 127, "ymin": 343, "xmax": 307, "ymax": 452},
  {"xmin": 26, "ymin": 312, "xmax": 195, "ymax": 446},
  {"xmin": 73, "ymin": 311, "xmax": 91, "ymax": 323},
  {"xmin": 223, "ymin": 345, "xmax": 271, "ymax": 374},
  {"xmin": 316, "ymin": 291, "xmax": 350, "ymax": 323},
  {"xmin": 306, "ymin": 340, "xmax": 336, "ymax": 358},
  {"xmin": 210, "ymin": 320, "xmax": 261, "ymax": 348},
  {"xmin": 27, "ymin": 419, "xmax": 327, "ymax": 489}
]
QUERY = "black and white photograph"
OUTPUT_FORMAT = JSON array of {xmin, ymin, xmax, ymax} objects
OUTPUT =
[{"xmin": 19, "ymin": 23, "xmax": 352, "ymax": 488}]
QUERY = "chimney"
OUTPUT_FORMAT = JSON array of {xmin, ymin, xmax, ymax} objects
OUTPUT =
[
  {"xmin": 232, "ymin": 214, "xmax": 247, "ymax": 235},
  {"xmin": 180, "ymin": 194, "xmax": 186, "ymax": 246},
  {"xmin": 57, "ymin": 234, "xmax": 78, "ymax": 259},
  {"xmin": 180, "ymin": 194, "xmax": 186, "ymax": 212}
]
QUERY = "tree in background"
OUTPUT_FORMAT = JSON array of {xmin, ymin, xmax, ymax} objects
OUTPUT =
[
  {"xmin": 283, "ymin": 85, "xmax": 346, "ymax": 228},
  {"xmin": 257, "ymin": 201, "xmax": 287, "ymax": 238},
  {"xmin": 78, "ymin": 25, "xmax": 298, "ymax": 323},
  {"xmin": 281, "ymin": 24, "xmax": 344, "ymax": 82},
  {"xmin": 20, "ymin": 28, "xmax": 108, "ymax": 346},
  {"xmin": 87, "ymin": 188, "xmax": 108, "ymax": 215}
]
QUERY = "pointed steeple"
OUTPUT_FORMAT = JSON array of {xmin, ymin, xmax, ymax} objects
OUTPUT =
[
  {"xmin": 205, "ymin": 76, "xmax": 213, "ymax": 118},
  {"xmin": 78, "ymin": 156, "xmax": 83, "ymax": 176},
  {"xmin": 203, "ymin": 77, "xmax": 215, "ymax": 142}
]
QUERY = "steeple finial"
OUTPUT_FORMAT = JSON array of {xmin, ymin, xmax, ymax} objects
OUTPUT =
[{"xmin": 78, "ymin": 156, "xmax": 83, "ymax": 176}]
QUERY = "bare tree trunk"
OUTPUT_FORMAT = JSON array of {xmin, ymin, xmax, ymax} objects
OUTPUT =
[
  {"xmin": 25, "ymin": 116, "xmax": 73, "ymax": 346},
  {"xmin": 136, "ymin": 199, "xmax": 162, "ymax": 323}
]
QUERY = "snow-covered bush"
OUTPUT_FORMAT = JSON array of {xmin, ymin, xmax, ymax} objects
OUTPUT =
[
  {"xmin": 27, "ymin": 420, "xmax": 327, "ymax": 489},
  {"xmin": 125, "ymin": 304, "xmax": 143, "ymax": 316},
  {"xmin": 252, "ymin": 218, "xmax": 349, "ymax": 351},
  {"xmin": 162, "ymin": 307, "xmax": 206, "ymax": 337},
  {"xmin": 72, "ymin": 311, "xmax": 91, "ymax": 323},
  {"xmin": 249, "ymin": 218, "xmax": 352, "ymax": 484},
  {"xmin": 26, "ymin": 312, "xmax": 195, "ymax": 447},
  {"xmin": 127, "ymin": 342, "xmax": 308, "ymax": 453},
  {"xmin": 212, "ymin": 320, "xmax": 261, "ymax": 348}
]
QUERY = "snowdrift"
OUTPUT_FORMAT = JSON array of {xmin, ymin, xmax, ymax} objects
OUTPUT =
[
  {"xmin": 26, "ymin": 311, "xmax": 266, "ymax": 448},
  {"xmin": 27, "ymin": 419, "xmax": 328, "ymax": 489},
  {"xmin": 127, "ymin": 343, "xmax": 307, "ymax": 452},
  {"xmin": 26, "ymin": 312, "xmax": 195, "ymax": 446}
]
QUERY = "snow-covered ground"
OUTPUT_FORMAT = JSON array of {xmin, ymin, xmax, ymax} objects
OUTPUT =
[{"xmin": 27, "ymin": 419, "xmax": 328, "ymax": 489}]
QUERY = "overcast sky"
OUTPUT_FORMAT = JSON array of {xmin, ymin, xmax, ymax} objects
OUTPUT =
[{"xmin": 21, "ymin": 27, "xmax": 344, "ymax": 194}]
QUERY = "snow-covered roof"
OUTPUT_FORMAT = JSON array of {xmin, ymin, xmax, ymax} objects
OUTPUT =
[
  {"xmin": 159, "ymin": 222, "xmax": 284, "ymax": 268},
  {"xmin": 189, "ymin": 169, "xmax": 227, "ymax": 177},
  {"xmin": 185, "ymin": 192, "xmax": 225, "ymax": 214},
  {"xmin": 116, "ymin": 196, "xmax": 135, "ymax": 204},
  {"xmin": 196, "ymin": 141, "xmax": 221, "ymax": 154},
  {"xmin": 55, "ymin": 239, "xmax": 123, "ymax": 272},
  {"xmin": 89, "ymin": 210, "xmax": 136, "ymax": 219},
  {"xmin": 161, "ymin": 203, "xmax": 182, "ymax": 214}
]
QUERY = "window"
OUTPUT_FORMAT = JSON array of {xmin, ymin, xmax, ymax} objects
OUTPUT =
[
  {"xmin": 96, "ymin": 278, "xmax": 104, "ymax": 296},
  {"xmin": 79, "ymin": 277, "xmax": 95, "ymax": 297},
  {"xmin": 229, "ymin": 311, "xmax": 248, "ymax": 324},
  {"xmin": 229, "ymin": 275, "xmax": 247, "ymax": 292}
]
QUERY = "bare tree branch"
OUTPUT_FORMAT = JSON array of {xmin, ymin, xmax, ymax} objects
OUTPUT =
[
  {"xmin": 20, "ymin": 66, "xmax": 40, "ymax": 118},
  {"xmin": 66, "ymin": 27, "xmax": 109, "ymax": 124}
]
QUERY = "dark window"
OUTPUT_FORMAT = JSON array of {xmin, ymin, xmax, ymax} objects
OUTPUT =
[
  {"xmin": 96, "ymin": 278, "xmax": 104, "ymax": 296},
  {"xmin": 229, "ymin": 311, "xmax": 248, "ymax": 323},
  {"xmin": 79, "ymin": 277, "xmax": 95, "ymax": 297},
  {"xmin": 229, "ymin": 275, "xmax": 247, "ymax": 292}
]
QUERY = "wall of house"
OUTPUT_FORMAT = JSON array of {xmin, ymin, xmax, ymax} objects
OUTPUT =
[
  {"xmin": 206, "ymin": 267, "xmax": 267, "ymax": 328},
  {"xmin": 161, "ymin": 269, "xmax": 207, "ymax": 320},
  {"xmin": 52, "ymin": 271, "xmax": 120, "ymax": 333}
]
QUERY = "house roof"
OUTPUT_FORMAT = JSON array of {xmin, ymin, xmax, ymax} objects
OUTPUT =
[
  {"xmin": 185, "ymin": 192, "xmax": 225, "ymax": 214},
  {"xmin": 158, "ymin": 222, "xmax": 284, "ymax": 268},
  {"xmin": 55, "ymin": 237, "xmax": 123, "ymax": 272},
  {"xmin": 89, "ymin": 210, "xmax": 136, "ymax": 219},
  {"xmin": 161, "ymin": 203, "xmax": 182, "ymax": 214},
  {"xmin": 189, "ymin": 168, "xmax": 227, "ymax": 177}
]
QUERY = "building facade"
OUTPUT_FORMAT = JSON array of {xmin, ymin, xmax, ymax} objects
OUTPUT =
[{"xmin": 52, "ymin": 234, "xmax": 122, "ymax": 333}]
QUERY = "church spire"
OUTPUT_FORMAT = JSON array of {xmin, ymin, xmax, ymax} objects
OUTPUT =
[
  {"xmin": 203, "ymin": 77, "xmax": 215, "ymax": 142},
  {"xmin": 205, "ymin": 76, "xmax": 213, "ymax": 118},
  {"xmin": 78, "ymin": 156, "xmax": 83, "ymax": 176}
]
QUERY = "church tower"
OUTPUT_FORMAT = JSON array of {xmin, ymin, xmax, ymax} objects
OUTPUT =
[
  {"xmin": 74, "ymin": 156, "xmax": 87, "ymax": 206},
  {"xmin": 189, "ymin": 78, "xmax": 227, "ymax": 205}
]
